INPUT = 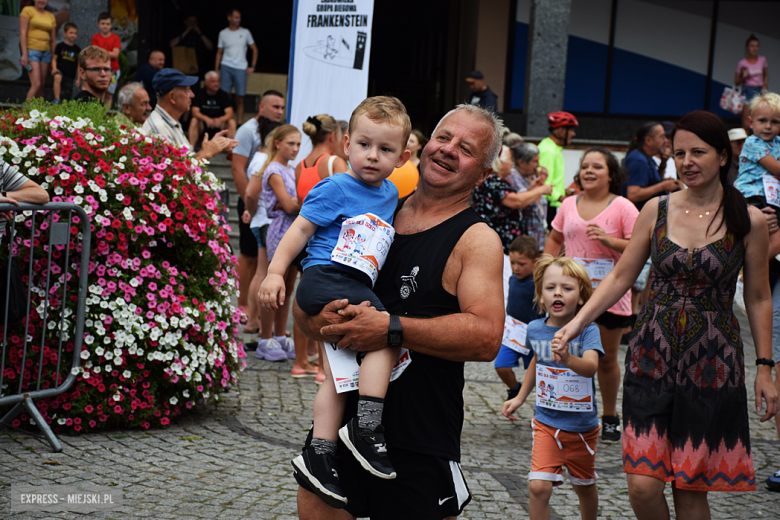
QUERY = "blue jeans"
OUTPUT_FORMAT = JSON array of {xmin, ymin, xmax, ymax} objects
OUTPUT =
[
  {"xmin": 220, "ymin": 65, "xmax": 247, "ymax": 96},
  {"xmin": 743, "ymin": 85, "xmax": 763, "ymax": 103},
  {"xmin": 27, "ymin": 49, "xmax": 52, "ymax": 63}
]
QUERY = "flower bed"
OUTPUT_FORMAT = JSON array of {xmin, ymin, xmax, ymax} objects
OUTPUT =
[{"xmin": 0, "ymin": 101, "xmax": 245, "ymax": 433}]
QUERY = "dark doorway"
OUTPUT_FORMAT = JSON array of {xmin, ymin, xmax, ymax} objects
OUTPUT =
[{"xmin": 137, "ymin": 0, "xmax": 460, "ymax": 132}]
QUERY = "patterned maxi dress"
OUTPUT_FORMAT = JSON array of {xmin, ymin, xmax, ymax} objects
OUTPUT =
[{"xmin": 622, "ymin": 196, "xmax": 755, "ymax": 491}]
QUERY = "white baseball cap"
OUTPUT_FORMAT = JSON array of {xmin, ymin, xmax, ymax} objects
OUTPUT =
[{"xmin": 728, "ymin": 128, "xmax": 748, "ymax": 141}]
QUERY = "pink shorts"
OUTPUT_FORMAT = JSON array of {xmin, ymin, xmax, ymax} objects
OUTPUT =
[{"xmin": 529, "ymin": 418, "xmax": 599, "ymax": 486}]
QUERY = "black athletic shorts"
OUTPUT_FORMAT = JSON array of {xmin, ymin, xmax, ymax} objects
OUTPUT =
[
  {"xmin": 594, "ymin": 311, "xmax": 634, "ymax": 330},
  {"xmin": 237, "ymin": 197, "xmax": 258, "ymax": 258},
  {"xmin": 296, "ymin": 433, "xmax": 472, "ymax": 519}
]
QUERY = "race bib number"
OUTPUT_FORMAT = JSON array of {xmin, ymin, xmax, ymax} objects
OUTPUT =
[
  {"xmin": 502, "ymin": 316, "xmax": 529, "ymax": 355},
  {"xmin": 324, "ymin": 342, "xmax": 411, "ymax": 394},
  {"xmin": 331, "ymin": 213, "xmax": 395, "ymax": 286},
  {"xmin": 574, "ymin": 257, "xmax": 614, "ymax": 289},
  {"xmin": 763, "ymin": 175, "xmax": 780, "ymax": 207},
  {"xmin": 535, "ymin": 365, "xmax": 593, "ymax": 412}
]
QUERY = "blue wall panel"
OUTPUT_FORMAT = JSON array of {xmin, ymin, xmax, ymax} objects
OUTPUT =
[
  {"xmin": 509, "ymin": 22, "xmax": 528, "ymax": 110},
  {"xmin": 563, "ymin": 35, "xmax": 608, "ymax": 113},
  {"xmin": 608, "ymin": 48, "xmax": 706, "ymax": 116}
]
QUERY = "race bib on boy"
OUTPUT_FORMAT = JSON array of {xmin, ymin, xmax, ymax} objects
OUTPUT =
[
  {"xmin": 502, "ymin": 316, "xmax": 529, "ymax": 355},
  {"xmin": 574, "ymin": 257, "xmax": 613, "ymax": 289},
  {"xmin": 535, "ymin": 365, "xmax": 593, "ymax": 412},
  {"xmin": 331, "ymin": 213, "xmax": 395, "ymax": 286},
  {"xmin": 763, "ymin": 175, "xmax": 780, "ymax": 207}
]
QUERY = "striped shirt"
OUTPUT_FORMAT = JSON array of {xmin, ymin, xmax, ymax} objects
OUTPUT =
[
  {"xmin": 1, "ymin": 161, "xmax": 31, "ymax": 234},
  {"xmin": 141, "ymin": 105, "xmax": 190, "ymax": 151}
]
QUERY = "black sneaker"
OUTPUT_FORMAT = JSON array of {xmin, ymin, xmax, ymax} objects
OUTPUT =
[
  {"xmin": 291, "ymin": 447, "xmax": 348, "ymax": 509},
  {"xmin": 766, "ymin": 467, "xmax": 780, "ymax": 492},
  {"xmin": 507, "ymin": 383, "xmax": 521, "ymax": 401},
  {"xmin": 601, "ymin": 415, "xmax": 621, "ymax": 444},
  {"xmin": 338, "ymin": 417, "xmax": 397, "ymax": 479}
]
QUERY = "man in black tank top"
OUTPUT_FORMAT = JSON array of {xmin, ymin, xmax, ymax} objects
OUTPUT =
[{"xmin": 294, "ymin": 105, "xmax": 506, "ymax": 520}]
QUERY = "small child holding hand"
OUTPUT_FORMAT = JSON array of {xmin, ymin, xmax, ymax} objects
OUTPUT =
[{"xmin": 503, "ymin": 256, "xmax": 603, "ymax": 520}]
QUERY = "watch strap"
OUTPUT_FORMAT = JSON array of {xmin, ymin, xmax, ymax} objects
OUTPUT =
[{"xmin": 756, "ymin": 358, "xmax": 775, "ymax": 368}]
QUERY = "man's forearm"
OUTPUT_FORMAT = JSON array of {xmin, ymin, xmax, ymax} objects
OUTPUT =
[
  {"xmin": 398, "ymin": 312, "xmax": 501, "ymax": 362},
  {"xmin": 8, "ymin": 183, "xmax": 49, "ymax": 204}
]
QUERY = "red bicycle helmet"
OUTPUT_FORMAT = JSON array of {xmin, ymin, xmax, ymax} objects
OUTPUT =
[{"xmin": 547, "ymin": 111, "xmax": 579, "ymax": 128}]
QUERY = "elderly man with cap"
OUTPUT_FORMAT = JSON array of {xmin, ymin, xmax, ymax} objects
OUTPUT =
[
  {"xmin": 115, "ymin": 82, "xmax": 151, "ymax": 127},
  {"xmin": 465, "ymin": 70, "xmax": 498, "ymax": 113},
  {"xmin": 142, "ymin": 68, "xmax": 237, "ymax": 161},
  {"xmin": 728, "ymin": 127, "xmax": 748, "ymax": 185}
]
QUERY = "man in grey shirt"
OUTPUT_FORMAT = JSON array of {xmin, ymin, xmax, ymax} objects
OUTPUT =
[
  {"xmin": 0, "ymin": 161, "xmax": 50, "ymax": 233},
  {"xmin": 231, "ymin": 89, "xmax": 285, "ymax": 317}
]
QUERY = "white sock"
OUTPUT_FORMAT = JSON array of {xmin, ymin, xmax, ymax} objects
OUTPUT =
[{"xmin": 273, "ymin": 335, "xmax": 287, "ymax": 345}]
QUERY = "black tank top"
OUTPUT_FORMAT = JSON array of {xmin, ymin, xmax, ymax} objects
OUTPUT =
[{"xmin": 346, "ymin": 206, "xmax": 484, "ymax": 461}]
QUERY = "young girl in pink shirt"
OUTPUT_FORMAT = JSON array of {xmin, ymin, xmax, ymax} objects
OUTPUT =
[
  {"xmin": 543, "ymin": 147, "xmax": 639, "ymax": 444},
  {"xmin": 735, "ymin": 34, "xmax": 769, "ymax": 130}
]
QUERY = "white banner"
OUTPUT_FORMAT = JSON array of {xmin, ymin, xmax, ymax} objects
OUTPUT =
[{"xmin": 288, "ymin": 0, "xmax": 374, "ymax": 159}]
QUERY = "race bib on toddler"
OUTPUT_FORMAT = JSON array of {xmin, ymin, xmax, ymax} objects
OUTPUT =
[
  {"xmin": 763, "ymin": 175, "xmax": 780, "ymax": 207},
  {"xmin": 535, "ymin": 365, "xmax": 593, "ymax": 412},
  {"xmin": 502, "ymin": 316, "xmax": 529, "ymax": 355},
  {"xmin": 331, "ymin": 213, "xmax": 395, "ymax": 285}
]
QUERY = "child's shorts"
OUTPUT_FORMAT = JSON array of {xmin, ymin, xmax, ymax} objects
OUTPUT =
[
  {"xmin": 296, "ymin": 264, "xmax": 385, "ymax": 315},
  {"xmin": 529, "ymin": 418, "xmax": 599, "ymax": 486},
  {"xmin": 494, "ymin": 343, "xmax": 533, "ymax": 370}
]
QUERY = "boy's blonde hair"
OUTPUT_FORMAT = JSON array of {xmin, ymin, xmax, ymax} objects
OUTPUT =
[
  {"xmin": 78, "ymin": 46, "xmax": 110, "ymax": 70},
  {"xmin": 533, "ymin": 256, "xmax": 593, "ymax": 313},
  {"xmin": 750, "ymin": 92, "xmax": 780, "ymax": 116},
  {"xmin": 348, "ymin": 96, "xmax": 412, "ymax": 149}
]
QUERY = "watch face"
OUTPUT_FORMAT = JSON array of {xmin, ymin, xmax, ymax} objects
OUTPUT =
[{"xmin": 388, "ymin": 332, "xmax": 403, "ymax": 345}]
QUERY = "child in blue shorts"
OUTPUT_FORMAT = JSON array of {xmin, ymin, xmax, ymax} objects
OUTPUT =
[
  {"xmin": 259, "ymin": 96, "xmax": 411, "ymax": 509},
  {"xmin": 495, "ymin": 236, "xmax": 544, "ymax": 400}
]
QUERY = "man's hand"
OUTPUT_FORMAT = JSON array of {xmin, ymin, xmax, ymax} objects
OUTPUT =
[
  {"xmin": 259, "ymin": 273, "xmax": 286, "ymax": 310},
  {"xmin": 319, "ymin": 305, "xmax": 389, "ymax": 352},
  {"xmin": 0, "ymin": 194, "xmax": 19, "ymax": 220},
  {"xmin": 663, "ymin": 179, "xmax": 683, "ymax": 192},
  {"xmin": 762, "ymin": 207, "xmax": 778, "ymax": 234},
  {"xmin": 293, "ymin": 298, "xmax": 366, "ymax": 343},
  {"xmin": 199, "ymin": 129, "xmax": 238, "ymax": 160}
]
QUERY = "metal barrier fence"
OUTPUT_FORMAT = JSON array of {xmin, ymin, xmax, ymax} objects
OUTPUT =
[{"xmin": 0, "ymin": 203, "xmax": 90, "ymax": 452}]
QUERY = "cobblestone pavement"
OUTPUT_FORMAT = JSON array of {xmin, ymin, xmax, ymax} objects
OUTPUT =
[{"xmin": 2, "ymin": 329, "xmax": 779, "ymax": 519}]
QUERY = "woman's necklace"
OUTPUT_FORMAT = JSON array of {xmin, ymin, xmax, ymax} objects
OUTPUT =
[{"xmin": 684, "ymin": 204, "xmax": 718, "ymax": 218}]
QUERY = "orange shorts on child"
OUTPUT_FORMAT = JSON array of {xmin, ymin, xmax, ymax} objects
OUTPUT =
[{"xmin": 529, "ymin": 418, "xmax": 599, "ymax": 486}]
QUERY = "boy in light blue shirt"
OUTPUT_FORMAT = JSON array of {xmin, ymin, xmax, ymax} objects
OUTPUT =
[{"xmin": 260, "ymin": 96, "xmax": 411, "ymax": 509}]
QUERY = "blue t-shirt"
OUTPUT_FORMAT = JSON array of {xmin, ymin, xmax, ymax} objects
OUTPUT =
[
  {"xmin": 506, "ymin": 275, "xmax": 543, "ymax": 325},
  {"xmin": 300, "ymin": 173, "xmax": 399, "ymax": 270},
  {"xmin": 734, "ymin": 135, "xmax": 780, "ymax": 200},
  {"xmin": 527, "ymin": 319, "xmax": 604, "ymax": 432},
  {"xmin": 621, "ymin": 150, "xmax": 662, "ymax": 211}
]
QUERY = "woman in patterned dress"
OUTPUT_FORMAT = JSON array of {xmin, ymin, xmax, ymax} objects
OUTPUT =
[{"xmin": 552, "ymin": 111, "xmax": 778, "ymax": 519}]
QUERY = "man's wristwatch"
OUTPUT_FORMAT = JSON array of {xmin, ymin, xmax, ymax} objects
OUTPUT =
[
  {"xmin": 387, "ymin": 315, "xmax": 403, "ymax": 348},
  {"xmin": 756, "ymin": 358, "xmax": 775, "ymax": 368}
]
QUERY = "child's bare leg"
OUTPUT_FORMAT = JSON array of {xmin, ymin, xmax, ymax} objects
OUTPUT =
[
  {"xmin": 53, "ymin": 74, "xmax": 62, "ymax": 100},
  {"xmin": 312, "ymin": 350, "xmax": 345, "ymax": 442},
  {"xmin": 528, "ymin": 480, "xmax": 553, "ymax": 520},
  {"xmin": 357, "ymin": 346, "xmax": 400, "ymax": 398},
  {"xmin": 572, "ymin": 483, "xmax": 598, "ymax": 520},
  {"xmin": 495, "ymin": 367, "xmax": 519, "ymax": 389}
]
